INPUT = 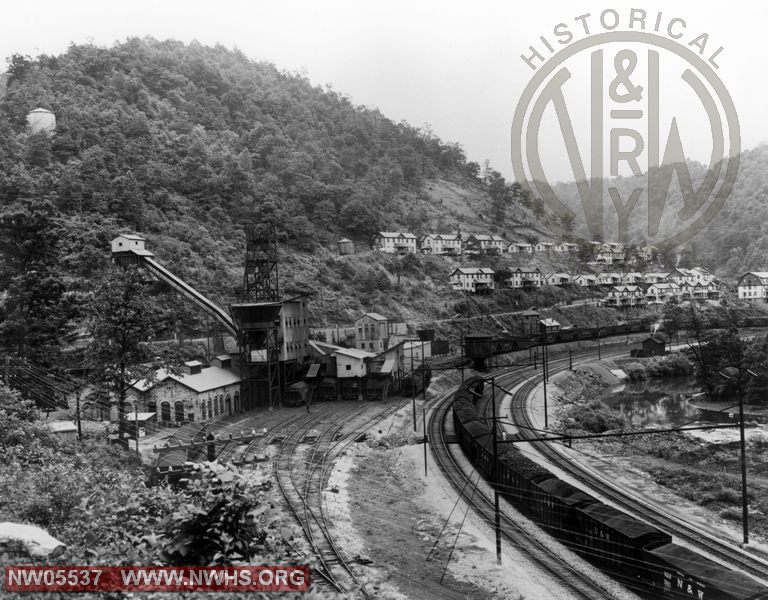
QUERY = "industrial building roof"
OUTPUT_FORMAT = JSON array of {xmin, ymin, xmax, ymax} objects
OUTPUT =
[
  {"xmin": 131, "ymin": 366, "xmax": 240, "ymax": 394},
  {"xmin": 333, "ymin": 347, "xmax": 376, "ymax": 360}
]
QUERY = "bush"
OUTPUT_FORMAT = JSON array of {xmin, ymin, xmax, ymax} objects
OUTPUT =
[
  {"xmin": 566, "ymin": 400, "xmax": 628, "ymax": 433},
  {"xmin": 625, "ymin": 362, "xmax": 648, "ymax": 381},
  {"xmin": 720, "ymin": 507, "xmax": 742, "ymax": 521}
]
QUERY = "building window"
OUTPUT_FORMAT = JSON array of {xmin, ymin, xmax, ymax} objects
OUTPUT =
[{"xmin": 346, "ymin": 364, "xmax": 351, "ymax": 371}]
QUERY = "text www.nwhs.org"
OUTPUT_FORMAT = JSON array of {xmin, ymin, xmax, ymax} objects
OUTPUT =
[{"xmin": 4, "ymin": 566, "xmax": 309, "ymax": 592}]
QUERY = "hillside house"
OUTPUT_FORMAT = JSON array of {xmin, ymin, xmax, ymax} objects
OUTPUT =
[
  {"xmin": 605, "ymin": 285, "xmax": 646, "ymax": 308},
  {"xmin": 420, "ymin": 233, "xmax": 461, "ymax": 255},
  {"xmin": 355, "ymin": 312, "xmax": 389, "ymax": 353},
  {"xmin": 636, "ymin": 246, "xmax": 654, "ymax": 261},
  {"xmin": 597, "ymin": 273, "xmax": 623, "ymax": 286},
  {"xmin": 534, "ymin": 242, "xmax": 556, "ymax": 253},
  {"xmin": 544, "ymin": 273, "xmax": 571, "ymax": 286},
  {"xmin": 449, "ymin": 267, "xmax": 495, "ymax": 293},
  {"xmin": 643, "ymin": 272, "xmax": 669, "ymax": 284},
  {"xmin": 574, "ymin": 274, "xmax": 598, "ymax": 287},
  {"xmin": 667, "ymin": 268, "xmax": 713, "ymax": 286},
  {"xmin": 645, "ymin": 282, "xmax": 681, "ymax": 303},
  {"xmin": 737, "ymin": 272, "xmax": 768, "ymax": 302},
  {"xmin": 507, "ymin": 242, "xmax": 534, "ymax": 254},
  {"xmin": 621, "ymin": 272, "xmax": 644, "ymax": 285},
  {"xmin": 508, "ymin": 267, "xmax": 543, "ymax": 289},
  {"xmin": 373, "ymin": 232, "xmax": 417, "ymax": 254},
  {"xmin": 466, "ymin": 234, "xmax": 506, "ymax": 254}
]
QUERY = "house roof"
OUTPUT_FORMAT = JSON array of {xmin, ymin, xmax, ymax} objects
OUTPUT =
[
  {"xmin": 451, "ymin": 267, "xmax": 494, "ymax": 275},
  {"xmin": 356, "ymin": 312, "xmax": 387, "ymax": 322},
  {"xmin": 738, "ymin": 272, "xmax": 768, "ymax": 284},
  {"xmin": 114, "ymin": 234, "xmax": 146, "ymax": 241},
  {"xmin": 377, "ymin": 231, "xmax": 416, "ymax": 239},
  {"xmin": 333, "ymin": 347, "xmax": 377, "ymax": 360},
  {"xmin": 131, "ymin": 366, "xmax": 240, "ymax": 394}
]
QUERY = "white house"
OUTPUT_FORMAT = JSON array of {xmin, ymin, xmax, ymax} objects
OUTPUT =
[
  {"xmin": 466, "ymin": 234, "xmax": 506, "ymax": 254},
  {"xmin": 645, "ymin": 282, "xmax": 681, "ymax": 303},
  {"xmin": 449, "ymin": 267, "xmax": 495, "ymax": 293},
  {"xmin": 510, "ymin": 267, "xmax": 543, "ymax": 289},
  {"xmin": 373, "ymin": 232, "xmax": 417, "ymax": 254},
  {"xmin": 574, "ymin": 274, "xmax": 598, "ymax": 287},
  {"xmin": 507, "ymin": 242, "xmax": 534, "ymax": 254},
  {"xmin": 605, "ymin": 285, "xmax": 646, "ymax": 308},
  {"xmin": 597, "ymin": 272, "xmax": 623, "ymax": 286},
  {"xmin": 737, "ymin": 272, "xmax": 768, "ymax": 302},
  {"xmin": 643, "ymin": 272, "xmax": 669, "ymax": 284},
  {"xmin": 420, "ymin": 233, "xmax": 461, "ymax": 255},
  {"xmin": 534, "ymin": 242, "xmax": 555, "ymax": 253},
  {"xmin": 543, "ymin": 273, "xmax": 571, "ymax": 286}
]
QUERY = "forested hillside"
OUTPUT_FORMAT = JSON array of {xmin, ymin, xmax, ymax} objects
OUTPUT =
[
  {"xmin": 551, "ymin": 145, "xmax": 768, "ymax": 276},
  {"xmin": 0, "ymin": 38, "xmax": 549, "ymax": 362}
]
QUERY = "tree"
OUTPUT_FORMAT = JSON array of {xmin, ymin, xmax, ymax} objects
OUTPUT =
[
  {"xmin": 84, "ymin": 266, "xmax": 165, "ymax": 445},
  {"xmin": 0, "ymin": 199, "xmax": 72, "ymax": 362}
]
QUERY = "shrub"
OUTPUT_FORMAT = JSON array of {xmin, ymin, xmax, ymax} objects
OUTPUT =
[
  {"xmin": 625, "ymin": 362, "xmax": 648, "ymax": 381},
  {"xmin": 566, "ymin": 400, "xmax": 628, "ymax": 433}
]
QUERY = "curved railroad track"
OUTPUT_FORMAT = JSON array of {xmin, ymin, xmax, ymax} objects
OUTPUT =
[
  {"xmin": 428, "ymin": 381, "xmax": 620, "ymax": 600},
  {"xmin": 500, "ymin": 349, "xmax": 768, "ymax": 583},
  {"xmin": 274, "ymin": 398, "xmax": 417, "ymax": 598}
]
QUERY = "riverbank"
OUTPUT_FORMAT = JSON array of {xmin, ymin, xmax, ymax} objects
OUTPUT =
[{"xmin": 552, "ymin": 362, "xmax": 768, "ymax": 543}]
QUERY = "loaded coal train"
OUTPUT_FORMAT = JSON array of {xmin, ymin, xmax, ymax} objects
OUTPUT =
[{"xmin": 452, "ymin": 376, "xmax": 768, "ymax": 600}]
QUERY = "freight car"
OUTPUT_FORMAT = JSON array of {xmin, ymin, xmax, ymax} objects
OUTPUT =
[
  {"xmin": 401, "ymin": 365, "xmax": 432, "ymax": 397},
  {"xmin": 317, "ymin": 378, "xmax": 338, "ymax": 402},
  {"xmin": 488, "ymin": 317, "xmax": 654, "ymax": 355},
  {"xmin": 363, "ymin": 377, "xmax": 389, "ymax": 402},
  {"xmin": 340, "ymin": 378, "xmax": 362, "ymax": 401},
  {"xmin": 452, "ymin": 377, "xmax": 768, "ymax": 600}
]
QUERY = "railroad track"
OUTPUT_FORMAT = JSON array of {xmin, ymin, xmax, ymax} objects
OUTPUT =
[
  {"xmin": 500, "ymin": 349, "xmax": 768, "ymax": 583},
  {"xmin": 274, "ymin": 398, "xmax": 414, "ymax": 598},
  {"xmin": 428, "ymin": 382, "xmax": 619, "ymax": 600}
]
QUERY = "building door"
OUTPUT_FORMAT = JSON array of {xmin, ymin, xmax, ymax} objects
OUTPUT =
[
  {"xmin": 226, "ymin": 395, "xmax": 232, "ymax": 415},
  {"xmin": 174, "ymin": 401, "xmax": 184, "ymax": 423}
]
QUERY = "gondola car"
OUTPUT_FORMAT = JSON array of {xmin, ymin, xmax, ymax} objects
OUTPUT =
[
  {"xmin": 340, "ymin": 378, "xmax": 361, "ymax": 401},
  {"xmin": 284, "ymin": 381, "xmax": 311, "ymax": 407},
  {"xmin": 364, "ymin": 377, "xmax": 389, "ymax": 402},
  {"xmin": 402, "ymin": 365, "xmax": 432, "ymax": 397},
  {"xmin": 317, "ymin": 377, "xmax": 337, "ymax": 402},
  {"xmin": 450, "ymin": 377, "xmax": 768, "ymax": 600},
  {"xmin": 573, "ymin": 501, "xmax": 672, "ymax": 579},
  {"xmin": 643, "ymin": 543, "xmax": 768, "ymax": 600}
]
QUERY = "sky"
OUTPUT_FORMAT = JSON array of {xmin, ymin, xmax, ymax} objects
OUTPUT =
[{"xmin": 0, "ymin": 0, "xmax": 766, "ymax": 183}]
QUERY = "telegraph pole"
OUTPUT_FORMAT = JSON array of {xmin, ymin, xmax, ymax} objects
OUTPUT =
[
  {"xmin": 76, "ymin": 388, "xmax": 83, "ymax": 442},
  {"xmin": 718, "ymin": 368, "xmax": 756, "ymax": 546},
  {"xmin": 490, "ymin": 377, "xmax": 501, "ymax": 565},
  {"xmin": 541, "ymin": 322, "xmax": 548, "ymax": 428},
  {"xmin": 411, "ymin": 342, "xmax": 416, "ymax": 432}
]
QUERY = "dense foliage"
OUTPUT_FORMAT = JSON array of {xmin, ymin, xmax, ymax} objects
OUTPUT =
[
  {"xmin": 0, "ymin": 384, "xmax": 316, "ymax": 599},
  {"xmin": 0, "ymin": 38, "xmax": 543, "ymax": 362}
]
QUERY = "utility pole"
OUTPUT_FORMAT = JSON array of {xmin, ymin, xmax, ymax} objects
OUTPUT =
[
  {"xmin": 488, "ymin": 376, "xmax": 501, "ymax": 564},
  {"xmin": 719, "ymin": 368, "xmax": 756, "ymax": 545},
  {"xmin": 423, "ymin": 405, "xmax": 428, "ymax": 477},
  {"xmin": 411, "ymin": 342, "xmax": 416, "ymax": 432},
  {"xmin": 540, "ymin": 322, "xmax": 548, "ymax": 428},
  {"xmin": 76, "ymin": 388, "xmax": 83, "ymax": 442},
  {"xmin": 134, "ymin": 403, "xmax": 139, "ymax": 454},
  {"xmin": 596, "ymin": 308, "xmax": 602, "ymax": 360}
]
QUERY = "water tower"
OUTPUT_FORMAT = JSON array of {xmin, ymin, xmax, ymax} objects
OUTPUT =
[{"xmin": 27, "ymin": 108, "xmax": 56, "ymax": 135}]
